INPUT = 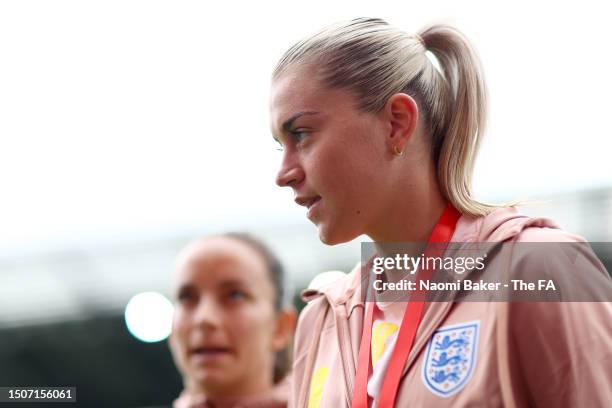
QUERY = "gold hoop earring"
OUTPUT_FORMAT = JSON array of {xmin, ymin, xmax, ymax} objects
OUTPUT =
[{"xmin": 393, "ymin": 146, "xmax": 404, "ymax": 156}]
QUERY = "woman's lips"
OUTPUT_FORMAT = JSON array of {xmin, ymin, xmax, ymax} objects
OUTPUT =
[
  {"xmin": 307, "ymin": 196, "xmax": 322, "ymax": 220},
  {"xmin": 189, "ymin": 347, "xmax": 232, "ymax": 365}
]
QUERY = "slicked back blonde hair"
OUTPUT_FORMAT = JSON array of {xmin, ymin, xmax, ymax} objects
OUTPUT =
[{"xmin": 273, "ymin": 18, "xmax": 500, "ymax": 217}]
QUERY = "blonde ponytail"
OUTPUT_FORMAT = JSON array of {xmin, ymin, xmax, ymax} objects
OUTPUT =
[{"xmin": 419, "ymin": 25, "xmax": 498, "ymax": 216}]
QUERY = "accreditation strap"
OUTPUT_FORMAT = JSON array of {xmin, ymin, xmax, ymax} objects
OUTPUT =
[{"xmin": 351, "ymin": 204, "xmax": 461, "ymax": 408}]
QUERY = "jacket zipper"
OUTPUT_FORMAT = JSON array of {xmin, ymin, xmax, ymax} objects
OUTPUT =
[{"xmin": 335, "ymin": 305, "xmax": 355, "ymax": 406}]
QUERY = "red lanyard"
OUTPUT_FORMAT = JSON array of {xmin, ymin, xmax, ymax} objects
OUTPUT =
[{"xmin": 351, "ymin": 204, "xmax": 461, "ymax": 408}]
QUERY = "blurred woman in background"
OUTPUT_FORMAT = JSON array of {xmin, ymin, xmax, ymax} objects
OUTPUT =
[{"xmin": 169, "ymin": 233, "xmax": 296, "ymax": 408}]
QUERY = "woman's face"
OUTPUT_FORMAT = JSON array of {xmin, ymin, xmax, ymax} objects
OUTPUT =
[
  {"xmin": 270, "ymin": 67, "xmax": 395, "ymax": 244},
  {"xmin": 169, "ymin": 237, "xmax": 283, "ymax": 395}
]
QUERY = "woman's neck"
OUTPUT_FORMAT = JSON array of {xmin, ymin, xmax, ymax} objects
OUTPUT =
[
  {"xmin": 186, "ymin": 370, "xmax": 274, "ymax": 401},
  {"xmin": 369, "ymin": 174, "xmax": 447, "ymax": 245}
]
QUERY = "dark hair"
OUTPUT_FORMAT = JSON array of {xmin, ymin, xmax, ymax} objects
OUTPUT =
[{"xmin": 222, "ymin": 232, "xmax": 291, "ymax": 384}]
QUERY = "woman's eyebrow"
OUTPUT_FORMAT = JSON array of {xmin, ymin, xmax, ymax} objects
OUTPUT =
[
  {"xmin": 281, "ymin": 111, "xmax": 320, "ymax": 132},
  {"xmin": 217, "ymin": 279, "xmax": 247, "ymax": 289}
]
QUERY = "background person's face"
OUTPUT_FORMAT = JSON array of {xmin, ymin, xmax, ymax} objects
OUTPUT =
[
  {"xmin": 169, "ymin": 237, "xmax": 279, "ymax": 395},
  {"xmin": 271, "ymin": 67, "xmax": 394, "ymax": 244}
]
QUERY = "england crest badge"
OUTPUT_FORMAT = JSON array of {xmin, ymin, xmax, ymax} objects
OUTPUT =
[{"xmin": 421, "ymin": 320, "xmax": 480, "ymax": 397}]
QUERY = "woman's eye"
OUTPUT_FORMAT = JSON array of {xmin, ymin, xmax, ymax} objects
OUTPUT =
[
  {"xmin": 292, "ymin": 129, "xmax": 309, "ymax": 142},
  {"xmin": 177, "ymin": 291, "xmax": 196, "ymax": 304},
  {"xmin": 227, "ymin": 290, "xmax": 247, "ymax": 301}
]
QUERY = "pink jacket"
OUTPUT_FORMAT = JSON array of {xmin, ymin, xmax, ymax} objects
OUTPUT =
[{"xmin": 291, "ymin": 208, "xmax": 612, "ymax": 407}]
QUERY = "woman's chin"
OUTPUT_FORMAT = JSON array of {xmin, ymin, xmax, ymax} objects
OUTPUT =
[
  {"xmin": 318, "ymin": 223, "xmax": 356, "ymax": 246},
  {"xmin": 190, "ymin": 366, "xmax": 232, "ymax": 388}
]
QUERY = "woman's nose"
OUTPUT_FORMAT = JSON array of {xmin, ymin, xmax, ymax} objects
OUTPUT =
[
  {"xmin": 276, "ymin": 154, "xmax": 305, "ymax": 187},
  {"xmin": 192, "ymin": 297, "xmax": 222, "ymax": 329}
]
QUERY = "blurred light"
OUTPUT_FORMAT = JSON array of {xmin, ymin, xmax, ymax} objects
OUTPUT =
[{"xmin": 124, "ymin": 292, "xmax": 174, "ymax": 343}]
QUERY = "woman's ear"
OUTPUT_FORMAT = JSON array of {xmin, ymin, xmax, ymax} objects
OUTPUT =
[
  {"xmin": 272, "ymin": 306, "xmax": 297, "ymax": 351},
  {"xmin": 384, "ymin": 93, "xmax": 419, "ymax": 155}
]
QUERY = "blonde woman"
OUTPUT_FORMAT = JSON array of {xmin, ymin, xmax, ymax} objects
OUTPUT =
[{"xmin": 270, "ymin": 18, "xmax": 612, "ymax": 407}]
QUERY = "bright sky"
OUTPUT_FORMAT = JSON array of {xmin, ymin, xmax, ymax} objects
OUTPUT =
[{"xmin": 1, "ymin": 0, "xmax": 610, "ymax": 252}]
